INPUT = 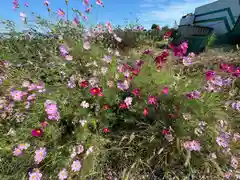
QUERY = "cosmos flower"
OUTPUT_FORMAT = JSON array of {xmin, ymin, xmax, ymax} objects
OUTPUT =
[
  {"xmin": 44, "ymin": 1, "xmax": 50, "ymax": 6},
  {"xmin": 71, "ymin": 160, "xmax": 82, "ymax": 172},
  {"xmin": 58, "ymin": 169, "xmax": 68, "ymax": 180},
  {"xmin": 29, "ymin": 170, "xmax": 42, "ymax": 180},
  {"xmin": 57, "ymin": 9, "xmax": 65, "ymax": 16},
  {"xmin": 32, "ymin": 129, "xmax": 43, "ymax": 137},
  {"xmin": 10, "ymin": 90, "xmax": 25, "ymax": 101},
  {"xmin": 13, "ymin": 147, "xmax": 22, "ymax": 156},
  {"xmin": 183, "ymin": 140, "xmax": 201, "ymax": 151},
  {"xmin": 34, "ymin": 147, "xmax": 47, "ymax": 164}
]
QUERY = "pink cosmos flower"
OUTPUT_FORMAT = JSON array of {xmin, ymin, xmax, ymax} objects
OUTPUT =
[
  {"xmin": 83, "ymin": 41, "xmax": 90, "ymax": 50},
  {"xmin": 18, "ymin": 143, "xmax": 30, "ymax": 150},
  {"xmin": 76, "ymin": 144, "xmax": 84, "ymax": 154},
  {"xmin": 29, "ymin": 170, "xmax": 42, "ymax": 180},
  {"xmin": 96, "ymin": 0, "xmax": 104, "ymax": 6},
  {"xmin": 106, "ymin": 21, "xmax": 112, "ymax": 33},
  {"xmin": 73, "ymin": 17, "xmax": 79, "ymax": 26},
  {"xmin": 27, "ymin": 94, "xmax": 36, "ymax": 101},
  {"xmin": 183, "ymin": 140, "xmax": 201, "ymax": 151},
  {"xmin": 162, "ymin": 87, "xmax": 169, "ymax": 94},
  {"xmin": 20, "ymin": 12, "xmax": 26, "ymax": 21},
  {"xmin": 186, "ymin": 90, "xmax": 201, "ymax": 99},
  {"xmin": 71, "ymin": 160, "xmax": 82, "ymax": 172},
  {"xmin": 10, "ymin": 90, "xmax": 25, "ymax": 101},
  {"xmin": 34, "ymin": 147, "xmax": 47, "ymax": 164},
  {"xmin": 124, "ymin": 97, "xmax": 133, "ymax": 107},
  {"xmin": 148, "ymin": 96, "xmax": 157, "ymax": 105},
  {"xmin": 45, "ymin": 104, "xmax": 58, "ymax": 114},
  {"xmin": 117, "ymin": 80, "xmax": 129, "ymax": 90},
  {"xmin": 13, "ymin": 147, "xmax": 22, "ymax": 156},
  {"xmin": 13, "ymin": 0, "xmax": 19, "ymax": 10},
  {"xmin": 57, "ymin": 9, "xmax": 65, "ymax": 16},
  {"xmin": 24, "ymin": 2, "xmax": 29, "ymax": 7},
  {"xmin": 58, "ymin": 169, "xmax": 68, "ymax": 180},
  {"xmin": 44, "ymin": 1, "xmax": 50, "ymax": 6},
  {"xmin": 83, "ymin": 0, "xmax": 89, "ymax": 6},
  {"xmin": 48, "ymin": 112, "xmax": 60, "ymax": 121}
]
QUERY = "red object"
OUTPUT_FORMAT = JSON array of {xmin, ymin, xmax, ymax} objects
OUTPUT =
[
  {"xmin": 143, "ymin": 108, "xmax": 149, "ymax": 116},
  {"xmin": 154, "ymin": 50, "xmax": 169, "ymax": 68},
  {"xmin": 169, "ymin": 43, "xmax": 175, "ymax": 49},
  {"xmin": 143, "ymin": 49, "xmax": 153, "ymax": 55},
  {"xmin": 232, "ymin": 66, "xmax": 240, "ymax": 77},
  {"xmin": 132, "ymin": 88, "xmax": 140, "ymax": 96},
  {"xmin": 162, "ymin": 87, "xmax": 169, "ymax": 94},
  {"xmin": 80, "ymin": 80, "xmax": 88, "ymax": 88},
  {"xmin": 119, "ymin": 102, "xmax": 128, "ymax": 109},
  {"xmin": 164, "ymin": 30, "xmax": 172, "ymax": 38},
  {"xmin": 205, "ymin": 70, "xmax": 216, "ymax": 80},
  {"xmin": 103, "ymin": 128, "xmax": 110, "ymax": 133},
  {"xmin": 162, "ymin": 128, "xmax": 169, "ymax": 135},
  {"xmin": 40, "ymin": 121, "xmax": 48, "ymax": 128},
  {"xmin": 132, "ymin": 68, "xmax": 140, "ymax": 76},
  {"xmin": 31, "ymin": 129, "xmax": 43, "ymax": 137},
  {"xmin": 103, "ymin": 105, "xmax": 110, "ymax": 110},
  {"xmin": 220, "ymin": 63, "xmax": 235, "ymax": 73},
  {"xmin": 90, "ymin": 87, "xmax": 102, "ymax": 96},
  {"xmin": 148, "ymin": 96, "xmax": 157, "ymax": 105}
]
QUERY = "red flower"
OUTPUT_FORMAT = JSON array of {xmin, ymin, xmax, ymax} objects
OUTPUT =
[
  {"xmin": 220, "ymin": 63, "xmax": 235, "ymax": 73},
  {"xmin": 143, "ymin": 108, "xmax": 149, "ymax": 116},
  {"xmin": 103, "ymin": 127, "xmax": 110, "ymax": 133},
  {"xmin": 154, "ymin": 50, "xmax": 169, "ymax": 67},
  {"xmin": 120, "ymin": 102, "xmax": 128, "ymax": 109},
  {"xmin": 124, "ymin": 63, "xmax": 133, "ymax": 71},
  {"xmin": 161, "ymin": 128, "xmax": 169, "ymax": 135},
  {"xmin": 143, "ymin": 49, "xmax": 153, "ymax": 55},
  {"xmin": 233, "ymin": 67, "xmax": 240, "ymax": 77},
  {"xmin": 132, "ymin": 68, "xmax": 140, "ymax": 76},
  {"xmin": 164, "ymin": 30, "xmax": 172, "ymax": 38},
  {"xmin": 169, "ymin": 43, "xmax": 175, "ymax": 49},
  {"xmin": 90, "ymin": 87, "xmax": 102, "ymax": 96},
  {"xmin": 80, "ymin": 80, "xmax": 88, "ymax": 88},
  {"xmin": 205, "ymin": 70, "xmax": 216, "ymax": 80},
  {"xmin": 40, "ymin": 121, "xmax": 48, "ymax": 128},
  {"xmin": 162, "ymin": 87, "xmax": 169, "ymax": 94},
  {"xmin": 132, "ymin": 88, "xmax": 140, "ymax": 96},
  {"xmin": 148, "ymin": 96, "xmax": 157, "ymax": 105},
  {"xmin": 31, "ymin": 129, "xmax": 43, "ymax": 137},
  {"xmin": 103, "ymin": 105, "xmax": 110, "ymax": 110}
]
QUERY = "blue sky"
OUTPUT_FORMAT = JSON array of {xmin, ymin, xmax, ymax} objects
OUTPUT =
[{"xmin": 0, "ymin": 0, "xmax": 217, "ymax": 31}]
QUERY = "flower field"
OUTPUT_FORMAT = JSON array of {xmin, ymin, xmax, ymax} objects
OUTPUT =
[{"xmin": 0, "ymin": 1, "xmax": 239, "ymax": 180}]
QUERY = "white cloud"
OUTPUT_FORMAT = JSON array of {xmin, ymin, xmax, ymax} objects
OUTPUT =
[{"xmin": 138, "ymin": 0, "xmax": 217, "ymax": 28}]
